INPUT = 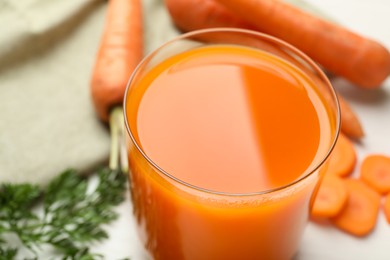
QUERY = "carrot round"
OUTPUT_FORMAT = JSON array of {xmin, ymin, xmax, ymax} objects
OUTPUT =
[
  {"xmin": 360, "ymin": 154, "xmax": 390, "ymax": 194},
  {"xmin": 214, "ymin": 0, "xmax": 390, "ymax": 88},
  {"xmin": 331, "ymin": 179, "xmax": 380, "ymax": 237},
  {"xmin": 91, "ymin": 0, "xmax": 143, "ymax": 122},
  {"xmin": 326, "ymin": 133, "xmax": 357, "ymax": 177},
  {"xmin": 383, "ymin": 193, "xmax": 390, "ymax": 224},
  {"xmin": 311, "ymin": 175, "xmax": 348, "ymax": 218},
  {"xmin": 165, "ymin": 0, "xmax": 364, "ymax": 139}
]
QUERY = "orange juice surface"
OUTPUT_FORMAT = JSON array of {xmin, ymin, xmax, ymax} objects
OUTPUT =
[{"xmin": 126, "ymin": 45, "xmax": 335, "ymax": 260}]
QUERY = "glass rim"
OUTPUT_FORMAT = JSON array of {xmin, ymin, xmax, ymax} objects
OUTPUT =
[{"xmin": 123, "ymin": 28, "xmax": 341, "ymax": 197}]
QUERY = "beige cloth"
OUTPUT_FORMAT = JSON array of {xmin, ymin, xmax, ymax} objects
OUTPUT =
[
  {"xmin": 0, "ymin": 0, "xmax": 321, "ymax": 186},
  {"xmin": 0, "ymin": 0, "xmax": 178, "ymax": 186}
]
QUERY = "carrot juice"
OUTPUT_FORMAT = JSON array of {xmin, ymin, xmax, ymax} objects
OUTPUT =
[{"xmin": 124, "ymin": 30, "xmax": 339, "ymax": 260}]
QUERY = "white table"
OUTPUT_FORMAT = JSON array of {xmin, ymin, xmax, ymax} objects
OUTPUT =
[{"xmin": 96, "ymin": 1, "xmax": 390, "ymax": 259}]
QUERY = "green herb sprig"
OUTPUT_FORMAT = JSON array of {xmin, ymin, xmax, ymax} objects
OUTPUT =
[{"xmin": 0, "ymin": 167, "xmax": 127, "ymax": 259}]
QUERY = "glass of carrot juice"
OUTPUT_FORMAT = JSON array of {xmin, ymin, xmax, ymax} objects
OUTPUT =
[{"xmin": 124, "ymin": 28, "xmax": 340, "ymax": 260}]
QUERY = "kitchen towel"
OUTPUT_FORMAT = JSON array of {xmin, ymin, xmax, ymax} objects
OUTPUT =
[{"xmin": 0, "ymin": 0, "xmax": 320, "ymax": 186}]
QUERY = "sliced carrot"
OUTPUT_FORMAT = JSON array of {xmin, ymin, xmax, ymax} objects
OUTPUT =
[
  {"xmin": 383, "ymin": 193, "xmax": 390, "ymax": 224},
  {"xmin": 326, "ymin": 133, "xmax": 357, "ymax": 177},
  {"xmin": 360, "ymin": 154, "xmax": 390, "ymax": 194},
  {"xmin": 311, "ymin": 175, "xmax": 348, "ymax": 218},
  {"xmin": 331, "ymin": 179, "xmax": 380, "ymax": 237}
]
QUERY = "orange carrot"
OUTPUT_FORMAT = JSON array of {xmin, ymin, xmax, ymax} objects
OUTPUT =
[
  {"xmin": 383, "ymin": 193, "xmax": 390, "ymax": 224},
  {"xmin": 311, "ymin": 175, "xmax": 348, "ymax": 218},
  {"xmin": 338, "ymin": 97, "xmax": 364, "ymax": 139},
  {"xmin": 326, "ymin": 133, "xmax": 357, "ymax": 177},
  {"xmin": 165, "ymin": 0, "xmax": 364, "ymax": 139},
  {"xmin": 91, "ymin": 0, "xmax": 143, "ymax": 122},
  {"xmin": 331, "ymin": 179, "xmax": 380, "ymax": 237},
  {"xmin": 214, "ymin": 0, "xmax": 390, "ymax": 88},
  {"xmin": 165, "ymin": 0, "xmax": 255, "ymax": 32},
  {"xmin": 360, "ymin": 155, "xmax": 390, "ymax": 194}
]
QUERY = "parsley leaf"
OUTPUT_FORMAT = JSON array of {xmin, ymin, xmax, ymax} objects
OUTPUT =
[{"xmin": 0, "ymin": 168, "xmax": 127, "ymax": 259}]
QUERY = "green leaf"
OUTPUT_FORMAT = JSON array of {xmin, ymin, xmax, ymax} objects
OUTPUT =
[
  {"xmin": 0, "ymin": 247, "xmax": 18, "ymax": 260},
  {"xmin": 0, "ymin": 167, "xmax": 128, "ymax": 259}
]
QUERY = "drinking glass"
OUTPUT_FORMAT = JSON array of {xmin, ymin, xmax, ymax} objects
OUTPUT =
[{"xmin": 124, "ymin": 28, "xmax": 340, "ymax": 260}]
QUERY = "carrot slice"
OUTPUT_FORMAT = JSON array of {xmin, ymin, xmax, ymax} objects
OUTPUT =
[
  {"xmin": 326, "ymin": 133, "xmax": 357, "ymax": 177},
  {"xmin": 360, "ymin": 154, "xmax": 390, "ymax": 194},
  {"xmin": 383, "ymin": 193, "xmax": 390, "ymax": 224},
  {"xmin": 331, "ymin": 179, "xmax": 380, "ymax": 237},
  {"xmin": 311, "ymin": 175, "xmax": 348, "ymax": 218}
]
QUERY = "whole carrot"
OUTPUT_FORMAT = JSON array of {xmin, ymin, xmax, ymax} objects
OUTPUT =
[
  {"xmin": 165, "ymin": 0, "xmax": 364, "ymax": 139},
  {"xmin": 338, "ymin": 97, "xmax": 364, "ymax": 139},
  {"xmin": 91, "ymin": 0, "xmax": 143, "ymax": 122},
  {"xmin": 214, "ymin": 0, "xmax": 390, "ymax": 88},
  {"xmin": 165, "ymin": 0, "xmax": 255, "ymax": 32}
]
